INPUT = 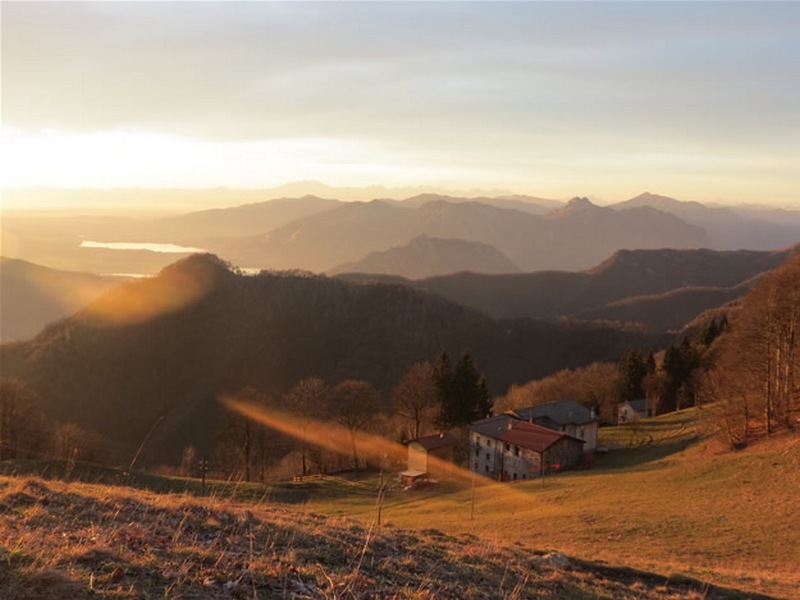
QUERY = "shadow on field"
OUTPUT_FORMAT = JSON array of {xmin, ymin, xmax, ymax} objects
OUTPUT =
[{"xmin": 595, "ymin": 435, "xmax": 702, "ymax": 471}]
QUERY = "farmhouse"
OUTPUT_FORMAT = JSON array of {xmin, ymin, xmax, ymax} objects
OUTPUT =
[
  {"xmin": 509, "ymin": 399, "xmax": 599, "ymax": 452},
  {"xmin": 470, "ymin": 415, "xmax": 584, "ymax": 481},
  {"xmin": 400, "ymin": 432, "xmax": 455, "ymax": 487},
  {"xmin": 618, "ymin": 398, "xmax": 653, "ymax": 423}
]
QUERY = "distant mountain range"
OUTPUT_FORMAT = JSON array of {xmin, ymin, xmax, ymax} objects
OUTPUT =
[
  {"xmin": 214, "ymin": 196, "xmax": 705, "ymax": 273},
  {"xmin": 3, "ymin": 191, "xmax": 798, "ymax": 279},
  {"xmin": 614, "ymin": 192, "xmax": 800, "ymax": 251},
  {"xmin": 0, "ymin": 254, "xmax": 665, "ymax": 465}
]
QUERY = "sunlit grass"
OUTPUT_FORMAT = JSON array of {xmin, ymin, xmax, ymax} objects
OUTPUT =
[
  {"xmin": 290, "ymin": 409, "xmax": 800, "ymax": 599},
  {"xmin": 1, "ymin": 474, "xmax": 724, "ymax": 599},
  {"xmin": 3, "ymin": 407, "xmax": 797, "ymax": 597}
]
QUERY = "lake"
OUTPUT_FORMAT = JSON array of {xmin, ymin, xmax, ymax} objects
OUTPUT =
[{"xmin": 80, "ymin": 241, "xmax": 207, "ymax": 253}]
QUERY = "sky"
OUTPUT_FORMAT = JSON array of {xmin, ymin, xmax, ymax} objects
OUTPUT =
[{"xmin": 2, "ymin": 1, "xmax": 799, "ymax": 208}]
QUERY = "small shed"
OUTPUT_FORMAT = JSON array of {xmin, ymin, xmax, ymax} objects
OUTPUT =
[
  {"xmin": 402, "ymin": 432, "xmax": 455, "ymax": 486},
  {"xmin": 618, "ymin": 398, "xmax": 653, "ymax": 423}
]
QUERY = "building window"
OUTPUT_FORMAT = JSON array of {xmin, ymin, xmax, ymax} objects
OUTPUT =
[
  {"xmin": 485, "ymin": 453, "xmax": 490, "ymax": 460},
  {"xmin": 475, "ymin": 446, "xmax": 480, "ymax": 457},
  {"xmin": 504, "ymin": 443, "xmax": 510, "ymax": 452},
  {"xmin": 513, "ymin": 473, "xmax": 517, "ymax": 480},
  {"xmin": 485, "ymin": 465, "xmax": 489, "ymax": 472},
  {"xmin": 514, "ymin": 446, "xmax": 520, "ymax": 456}
]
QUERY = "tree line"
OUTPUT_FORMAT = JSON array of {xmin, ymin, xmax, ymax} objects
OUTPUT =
[
  {"xmin": 701, "ymin": 254, "xmax": 800, "ymax": 445},
  {"xmin": 495, "ymin": 319, "xmax": 728, "ymax": 424},
  {"xmin": 498, "ymin": 253, "xmax": 799, "ymax": 449},
  {"xmin": 0, "ymin": 378, "xmax": 107, "ymax": 465},
  {"xmin": 206, "ymin": 351, "xmax": 492, "ymax": 482}
]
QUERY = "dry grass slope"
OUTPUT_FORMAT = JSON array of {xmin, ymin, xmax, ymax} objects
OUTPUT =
[
  {"xmin": 300, "ymin": 410, "xmax": 800, "ymax": 599},
  {"xmin": 0, "ymin": 472, "xmax": 777, "ymax": 600}
]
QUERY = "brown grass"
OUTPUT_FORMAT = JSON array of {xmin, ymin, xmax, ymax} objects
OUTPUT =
[
  {"xmin": 0, "ymin": 468, "xmax": 774, "ymax": 600},
  {"xmin": 308, "ymin": 410, "xmax": 799, "ymax": 599}
]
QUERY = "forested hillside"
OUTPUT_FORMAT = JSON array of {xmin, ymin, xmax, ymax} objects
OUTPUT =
[
  {"xmin": 0, "ymin": 254, "xmax": 666, "ymax": 467},
  {"xmin": 342, "ymin": 246, "xmax": 797, "ymax": 330},
  {"xmin": 703, "ymin": 253, "xmax": 800, "ymax": 445}
]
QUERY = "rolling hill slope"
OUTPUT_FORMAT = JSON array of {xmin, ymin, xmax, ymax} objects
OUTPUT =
[
  {"xmin": 1, "ymin": 409, "xmax": 795, "ymax": 599},
  {"xmin": 327, "ymin": 234, "xmax": 520, "ymax": 278},
  {"xmin": 0, "ymin": 254, "xmax": 665, "ymax": 466},
  {"xmin": 0, "ymin": 257, "xmax": 126, "ymax": 342},
  {"xmin": 364, "ymin": 246, "xmax": 798, "ymax": 330}
]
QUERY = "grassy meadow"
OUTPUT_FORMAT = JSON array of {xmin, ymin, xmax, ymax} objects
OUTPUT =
[
  {"xmin": 1, "ymin": 408, "xmax": 798, "ymax": 598},
  {"xmin": 298, "ymin": 409, "xmax": 800, "ymax": 598}
]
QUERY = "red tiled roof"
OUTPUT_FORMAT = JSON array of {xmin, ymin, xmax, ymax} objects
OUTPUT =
[{"xmin": 497, "ymin": 420, "xmax": 568, "ymax": 452}]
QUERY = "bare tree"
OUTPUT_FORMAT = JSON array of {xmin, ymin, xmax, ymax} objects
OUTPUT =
[
  {"xmin": 331, "ymin": 380, "xmax": 381, "ymax": 469},
  {"xmin": 216, "ymin": 386, "xmax": 269, "ymax": 482},
  {"xmin": 0, "ymin": 378, "xmax": 50, "ymax": 460},
  {"xmin": 495, "ymin": 361, "xmax": 622, "ymax": 423},
  {"xmin": 702, "ymin": 254, "xmax": 800, "ymax": 444},
  {"xmin": 53, "ymin": 422, "xmax": 104, "ymax": 463},
  {"xmin": 391, "ymin": 361, "xmax": 437, "ymax": 439},
  {"xmin": 284, "ymin": 377, "xmax": 330, "ymax": 476}
]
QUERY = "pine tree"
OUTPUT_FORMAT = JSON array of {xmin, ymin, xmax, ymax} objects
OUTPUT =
[
  {"xmin": 619, "ymin": 349, "xmax": 654, "ymax": 403},
  {"xmin": 435, "ymin": 351, "xmax": 493, "ymax": 429}
]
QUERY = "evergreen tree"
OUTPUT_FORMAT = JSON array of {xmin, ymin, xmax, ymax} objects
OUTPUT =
[
  {"xmin": 660, "ymin": 338, "xmax": 700, "ymax": 412},
  {"xmin": 694, "ymin": 316, "xmax": 730, "ymax": 348},
  {"xmin": 619, "ymin": 349, "xmax": 655, "ymax": 403},
  {"xmin": 435, "ymin": 351, "xmax": 493, "ymax": 429}
]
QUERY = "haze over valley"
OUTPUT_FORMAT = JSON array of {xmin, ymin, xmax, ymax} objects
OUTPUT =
[{"xmin": 3, "ymin": 187, "xmax": 798, "ymax": 343}]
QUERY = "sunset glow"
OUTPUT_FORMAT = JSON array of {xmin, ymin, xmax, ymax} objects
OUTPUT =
[{"xmin": 2, "ymin": 2, "xmax": 798, "ymax": 207}]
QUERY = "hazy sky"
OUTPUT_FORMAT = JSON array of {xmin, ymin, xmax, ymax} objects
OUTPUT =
[{"xmin": 2, "ymin": 1, "xmax": 798, "ymax": 207}]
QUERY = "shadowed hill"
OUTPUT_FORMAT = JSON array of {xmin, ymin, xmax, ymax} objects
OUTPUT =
[
  {"xmin": 0, "ymin": 254, "xmax": 665, "ymax": 466},
  {"xmin": 338, "ymin": 246, "xmax": 798, "ymax": 331},
  {"xmin": 328, "ymin": 235, "xmax": 520, "ymax": 278},
  {"xmin": 0, "ymin": 257, "xmax": 127, "ymax": 342}
]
